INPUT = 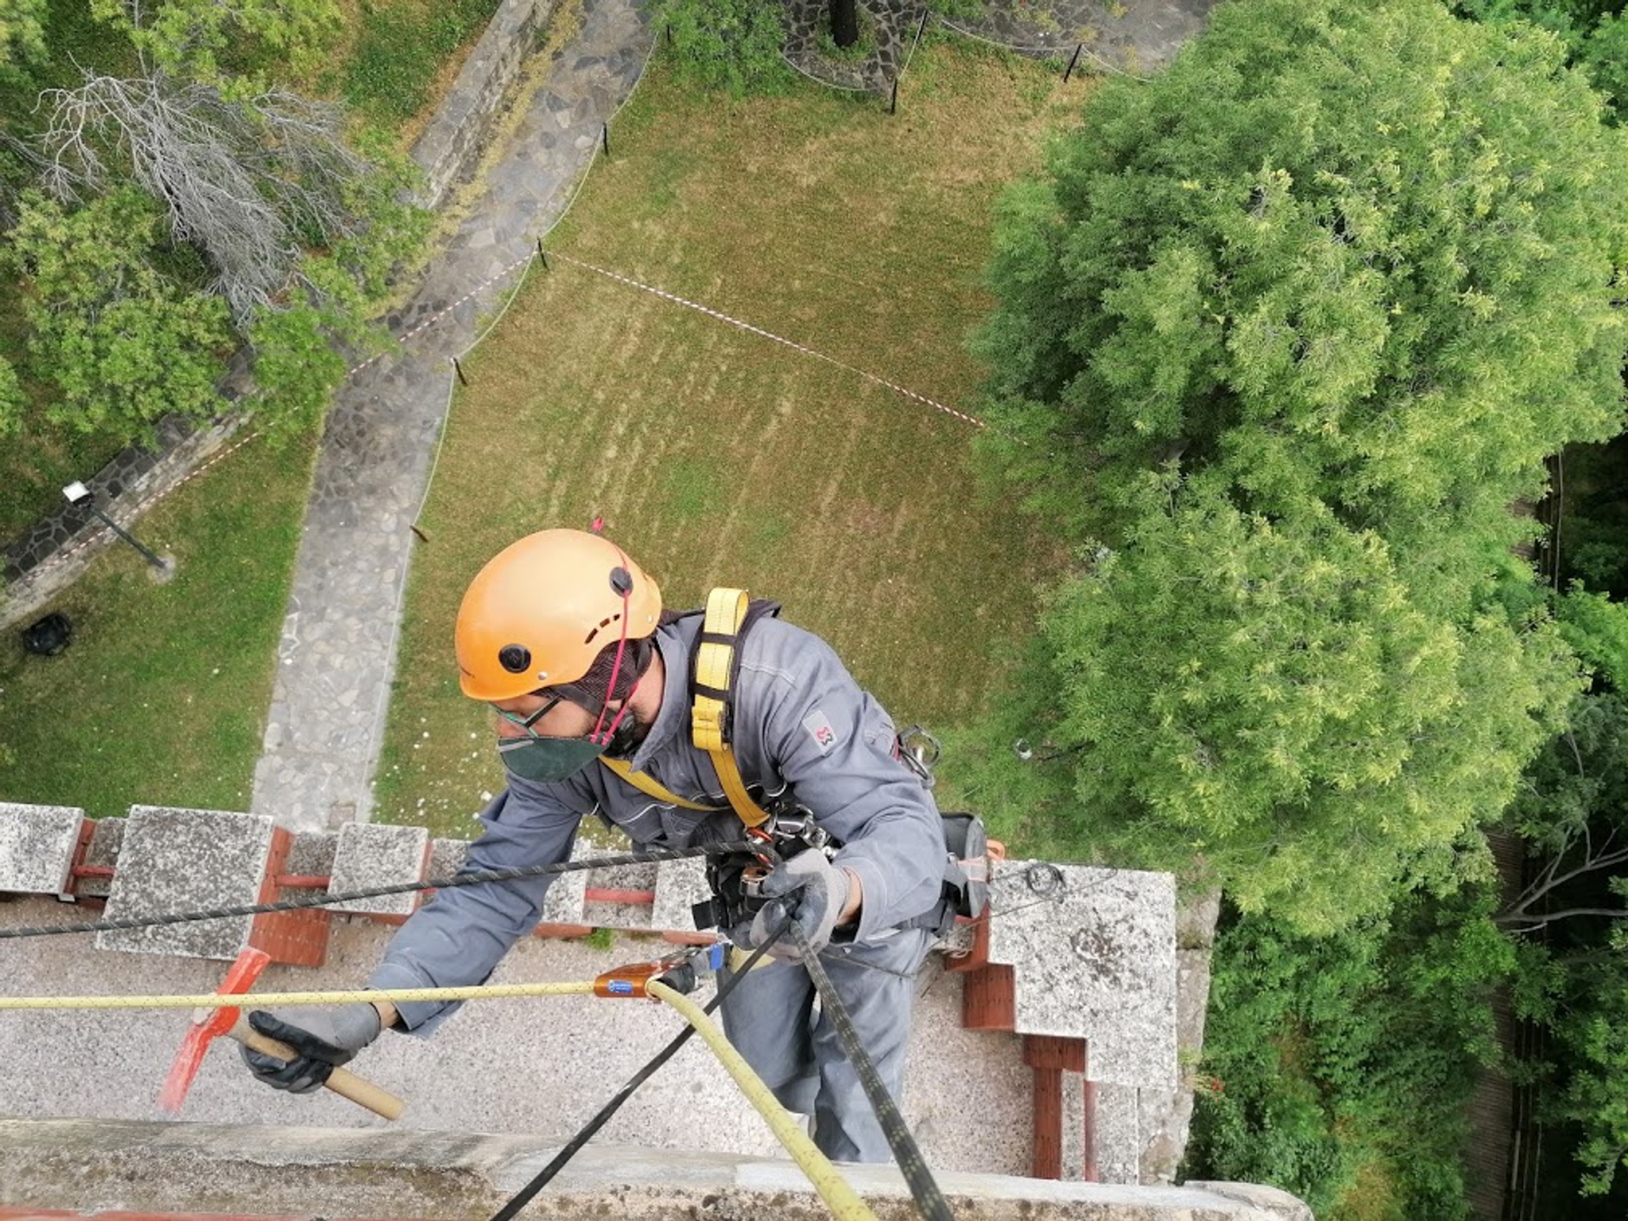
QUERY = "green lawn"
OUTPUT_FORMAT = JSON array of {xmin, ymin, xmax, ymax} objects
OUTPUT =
[
  {"xmin": 374, "ymin": 38, "xmax": 1082, "ymax": 835},
  {"xmin": 0, "ymin": 434, "xmax": 316, "ymax": 819}
]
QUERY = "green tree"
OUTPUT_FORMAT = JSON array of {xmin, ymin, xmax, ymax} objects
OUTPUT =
[
  {"xmin": 0, "ymin": 0, "xmax": 46, "ymax": 81},
  {"xmin": 989, "ymin": 475, "xmax": 1576, "ymax": 928},
  {"xmin": 1502, "ymin": 690, "xmax": 1628, "ymax": 1198},
  {"xmin": 966, "ymin": 0, "xmax": 1627, "ymax": 928},
  {"xmin": 2, "ymin": 188, "xmax": 233, "ymax": 436},
  {"xmin": 1550, "ymin": 929, "xmax": 1628, "ymax": 1197},
  {"xmin": 88, "ymin": 0, "xmax": 339, "ymax": 82},
  {"xmin": 1454, "ymin": 1, "xmax": 1628, "ymax": 121},
  {"xmin": 978, "ymin": 0, "xmax": 1628, "ymax": 541},
  {"xmin": 1190, "ymin": 887, "xmax": 1511, "ymax": 1218}
]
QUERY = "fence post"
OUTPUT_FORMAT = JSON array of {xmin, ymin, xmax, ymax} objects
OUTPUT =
[
  {"xmin": 452, "ymin": 357, "xmax": 469, "ymax": 387},
  {"xmin": 889, "ymin": 77, "xmax": 899, "ymax": 114},
  {"xmin": 1064, "ymin": 43, "xmax": 1083, "ymax": 83},
  {"xmin": 601, "ymin": 123, "xmax": 610, "ymax": 158}
]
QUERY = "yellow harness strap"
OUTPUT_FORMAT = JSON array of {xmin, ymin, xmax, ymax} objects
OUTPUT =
[
  {"xmin": 692, "ymin": 588, "xmax": 774, "ymax": 829},
  {"xmin": 598, "ymin": 757, "xmax": 722, "ymax": 812},
  {"xmin": 596, "ymin": 587, "xmax": 773, "ymax": 828}
]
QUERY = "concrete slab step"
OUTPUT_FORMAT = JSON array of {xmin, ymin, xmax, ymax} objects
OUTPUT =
[
  {"xmin": 987, "ymin": 860, "xmax": 1177, "ymax": 1089},
  {"xmin": 0, "ymin": 803, "xmax": 86, "ymax": 898},
  {"xmin": 325, "ymin": 823, "xmax": 430, "ymax": 918},
  {"xmin": 96, "ymin": 806, "xmax": 276, "ymax": 961}
]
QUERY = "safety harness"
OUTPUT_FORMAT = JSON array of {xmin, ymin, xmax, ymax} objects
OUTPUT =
[
  {"xmin": 597, "ymin": 588, "xmax": 987, "ymax": 936},
  {"xmin": 599, "ymin": 587, "xmax": 779, "ymax": 825}
]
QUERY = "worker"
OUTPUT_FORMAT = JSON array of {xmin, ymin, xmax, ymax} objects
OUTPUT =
[{"xmin": 241, "ymin": 528, "xmax": 953, "ymax": 1162}]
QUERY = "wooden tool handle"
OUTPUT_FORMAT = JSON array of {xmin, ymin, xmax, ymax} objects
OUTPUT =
[{"xmin": 229, "ymin": 1016, "xmax": 407, "ymax": 1121}]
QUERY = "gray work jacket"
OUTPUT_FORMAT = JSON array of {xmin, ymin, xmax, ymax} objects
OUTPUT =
[{"xmin": 369, "ymin": 612, "xmax": 946, "ymax": 1032}]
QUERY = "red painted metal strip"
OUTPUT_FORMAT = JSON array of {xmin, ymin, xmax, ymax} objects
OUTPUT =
[
  {"xmin": 271, "ymin": 875, "xmax": 331, "ymax": 889},
  {"xmin": 583, "ymin": 887, "xmax": 656, "ymax": 905}
]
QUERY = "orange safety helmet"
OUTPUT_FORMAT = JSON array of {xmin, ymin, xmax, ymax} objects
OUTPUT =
[{"xmin": 455, "ymin": 529, "xmax": 662, "ymax": 702}]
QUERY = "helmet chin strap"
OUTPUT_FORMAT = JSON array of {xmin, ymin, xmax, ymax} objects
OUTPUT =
[{"xmin": 589, "ymin": 580, "xmax": 638, "ymax": 748}]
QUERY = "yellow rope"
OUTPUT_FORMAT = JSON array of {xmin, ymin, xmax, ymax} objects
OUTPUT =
[
  {"xmin": 646, "ymin": 981, "xmax": 878, "ymax": 1221},
  {"xmin": 0, "ymin": 981, "xmax": 596, "ymax": 1011},
  {"xmin": 0, "ymin": 976, "xmax": 879, "ymax": 1219}
]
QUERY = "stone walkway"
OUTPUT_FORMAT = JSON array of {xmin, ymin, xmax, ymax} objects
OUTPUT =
[{"xmin": 249, "ymin": 0, "xmax": 653, "ymax": 833}]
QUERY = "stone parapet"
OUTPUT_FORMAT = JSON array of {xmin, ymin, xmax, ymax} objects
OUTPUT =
[{"xmin": 0, "ymin": 1119, "xmax": 1314, "ymax": 1219}]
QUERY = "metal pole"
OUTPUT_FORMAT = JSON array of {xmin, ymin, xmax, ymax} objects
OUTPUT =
[{"xmin": 91, "ymin": 507, "xmax": 167, "ymax": 572}]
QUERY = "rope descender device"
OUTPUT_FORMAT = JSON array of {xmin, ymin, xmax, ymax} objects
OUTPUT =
[{"xmin": 592, "ymin": 942, "xmax": 726, "ymax": 1000}]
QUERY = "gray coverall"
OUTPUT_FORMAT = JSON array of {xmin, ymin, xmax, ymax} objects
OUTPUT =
[{"xmin": 368, "ymin": 612, "xmax": 948, "ymax": 1162}]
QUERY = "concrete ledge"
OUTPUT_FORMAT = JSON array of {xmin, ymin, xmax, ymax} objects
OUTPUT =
[
  {"xmin": 411, "ymin": 0, "xmax": 559, "ymax": 208},
  {"xmin": 0, "ymin": 1120, "xmax": 1311, "ymax": 1219}
]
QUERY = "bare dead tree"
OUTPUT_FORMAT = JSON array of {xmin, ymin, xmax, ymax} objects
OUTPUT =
[
  {"xmin": 1498, "ymin": 803, "xmax": 1628, "ymax": 933},
  {"xmin": 36, "ymin": 71, "xmax": 379, "ymax": 321}
]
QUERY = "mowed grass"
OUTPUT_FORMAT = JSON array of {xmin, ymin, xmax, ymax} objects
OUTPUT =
[
  {"xmin": 0, "ymin": 435, "xmax": 316, "ymax": 819},
  {"xmin": 374, "ymin": 39, "xmax": 1084, "ymax": 834}
]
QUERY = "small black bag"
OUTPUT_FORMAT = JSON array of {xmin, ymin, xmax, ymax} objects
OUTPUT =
[{"xmin": 22, "ymin": 612, "xmax": 72, "ymax": 657}]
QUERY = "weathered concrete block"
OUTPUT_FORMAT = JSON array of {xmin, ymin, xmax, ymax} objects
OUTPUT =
[
  {"xmin": 987, "ymin": 861, "xmax": 1177, "ymax": 1088},
  {"xmin": 1094, "ymin": 1082, "xmax": 1142, "ymax": 1186},
  {"xmin": 539, "ymin": 837, "xmax": 591, "ymax": 924},
  {"xmin": 0, "ymin": 804, "xmax": 85, "ymax": 896},
  {"xmin": 1061, "ymin": 1068, "xmax": 1086, "ymax": 1181},
  {"xmin": 326, "ymin": 823, "xmax": 429, "ymax": 917},
  {"xmin": 284, "ymin": 831, "xmax": 338, "ymax": 879},
  {"xmin": 582, "ymin": 859, "xmax": 657, "ymax": 930},
  {"xmin": 96, "ymin": 806, "xmax": 274, "ymax": 960},
  {"xmin": 428, "ymin": 837, "xmax": 470, "ymax": 881},
  {"xmin": 651, "ymin": 856, "xmax": 711, "ymax": 933},
  {"xmin": 0, "ymin": 1119, "xmax": 1317, "ymax": 1218}
]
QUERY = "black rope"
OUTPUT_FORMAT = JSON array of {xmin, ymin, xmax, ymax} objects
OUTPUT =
[
  {"xmin": 789, "ymin": 919, "xmax": 955, "ymax": 1221},
  {"xmin": 488, "ymin": 923, "xmax": 788, "ymax": 1221},
  {"xmin": 0, "ymin": 841, "xmax": 762, "ymax": 940}
]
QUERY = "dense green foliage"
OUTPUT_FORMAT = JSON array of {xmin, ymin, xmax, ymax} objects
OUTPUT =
[
  {"xmin": 0, "ymin": 0, "xmax": 430, "ymax": 467},
  {"xmin": 1456, "ymin": 1, "xmax": 1628, "ymax": 119},
  {"xmin": 1, "ymin": 189, "xmax": 233, "ymax": 437},
  {"xmin": 969, "ymin": 0, "xmax": 1626, "ymax": 929},
  {"xmin": 1502, "ymin": 687, "xmax": 1628, "ymax": 1198},
  {"xmin": 652, "ymin": 0, "xmax": 791, "ymax": 97},
  {"xmin": 1189, "ymin": 888, "xmax": 1511, "ymax": 1219},
  {"xmin": 0, "ymin": 0, "xmax": 45, "ymax": 81},
  {"xmin": 89, "ymin": 0, "xmax": 340, "ymax": 83},
  {"xmin": 1000, "ymin": 476, "xmax": 1575, "ymax": 930}
]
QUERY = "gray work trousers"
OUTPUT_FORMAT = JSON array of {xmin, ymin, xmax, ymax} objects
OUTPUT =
[{"xmin": 718, "ymin": 925, "xmax": 935, "ymax": 1163}]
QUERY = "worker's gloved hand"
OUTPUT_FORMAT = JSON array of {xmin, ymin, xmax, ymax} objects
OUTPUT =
[
  {"xmin": 239, "ymin": 1003, "xmax": 383, "ymax": 1094},
  {"xmin": 748, "ymin": 850, "xmax": 850, "ymax": 960}
]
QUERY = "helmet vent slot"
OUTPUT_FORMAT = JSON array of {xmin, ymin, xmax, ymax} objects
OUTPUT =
[{"xmin": 583, "ymin": 613, "xmax": 622, "ymax": 646}]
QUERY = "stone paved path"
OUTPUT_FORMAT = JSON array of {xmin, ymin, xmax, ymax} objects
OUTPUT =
[{"xmin": 250, "ymin": 0, "xmax": 653, "ymax": 833}]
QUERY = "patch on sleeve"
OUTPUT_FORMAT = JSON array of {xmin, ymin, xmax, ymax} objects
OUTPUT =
[{"xmin": 802, "ymin": 710, "xmax": 838, "ymax": 754}]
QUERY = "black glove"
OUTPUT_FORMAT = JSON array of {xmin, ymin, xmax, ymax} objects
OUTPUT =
[
  {"xmin": 748, "ymin": 850, "xmax": 851, "ymax": 960},
  {"xmin": 239, "ymin": 1003, "xmax": 383, "ymax": 1094}
]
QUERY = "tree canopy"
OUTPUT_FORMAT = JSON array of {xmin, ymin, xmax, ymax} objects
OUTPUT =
[
  {"xmin": 966, "ymin": 0, "xmax": 1628, "ymax": 930},
  {"xmin": 0, "ymin": 0, "xmax": 425, "ymax": 445}
]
